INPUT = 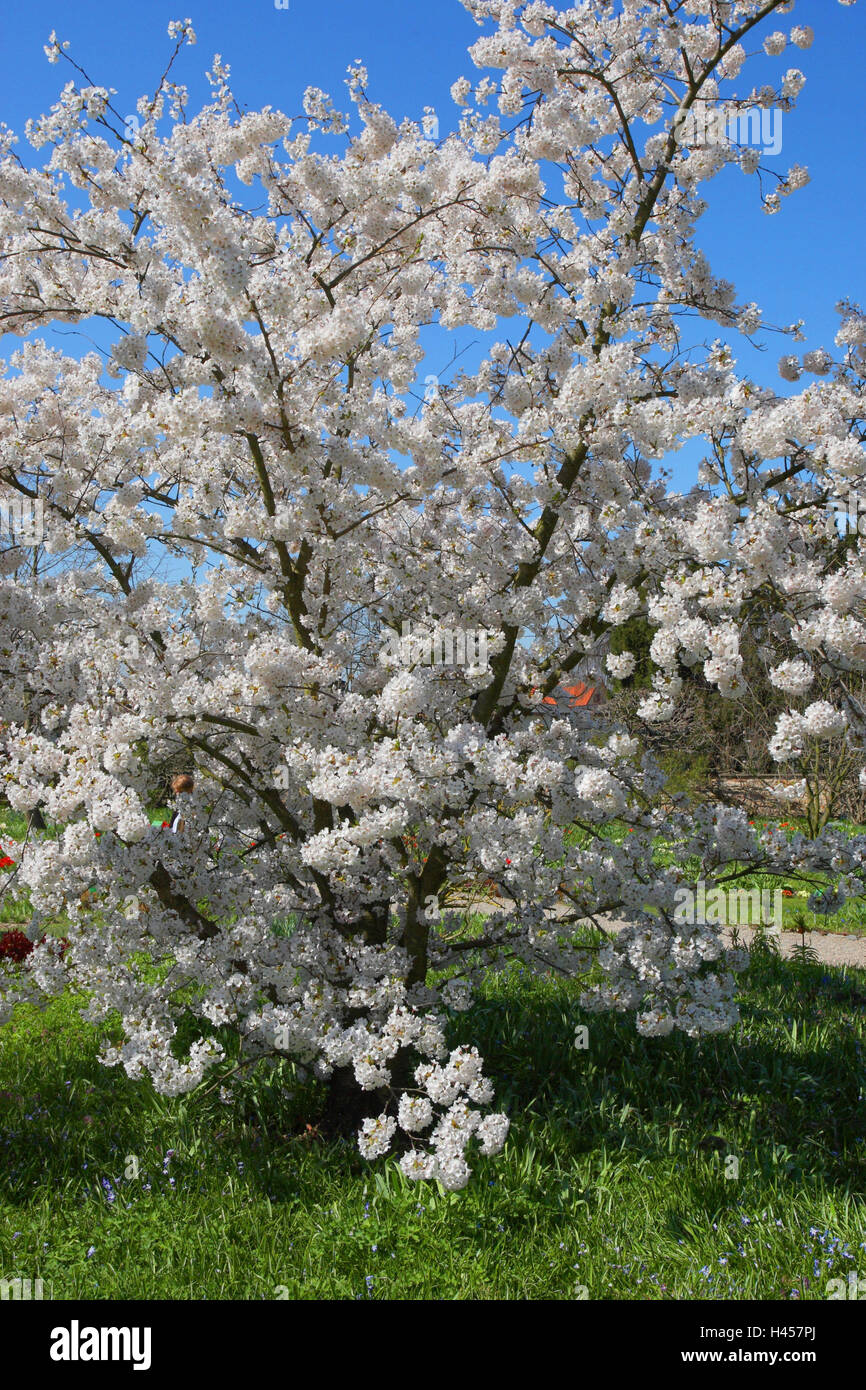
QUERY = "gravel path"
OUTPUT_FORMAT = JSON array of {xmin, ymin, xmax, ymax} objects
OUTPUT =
[{"xmin": 602, "ymin": 918, "xmax": 866, "ymax": 971}]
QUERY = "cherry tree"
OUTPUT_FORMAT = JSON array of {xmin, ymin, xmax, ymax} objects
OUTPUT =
[{"xmin": 1, "ymin": 0, "xmax": 864, "ymax": 1188}]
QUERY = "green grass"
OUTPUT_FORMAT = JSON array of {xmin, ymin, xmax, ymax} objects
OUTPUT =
[
  {"xmin": 1, "ymin": 945, "xmax": 864, "ymax": 1300},
  {"xmin": 2, "ymin": 803, "xmax": 865, "ymax": 1299}
]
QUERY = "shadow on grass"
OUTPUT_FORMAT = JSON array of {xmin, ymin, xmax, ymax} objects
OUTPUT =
[{"xmin": 0, "ymin": 951, "xmax": 864, "ymax": 1215}]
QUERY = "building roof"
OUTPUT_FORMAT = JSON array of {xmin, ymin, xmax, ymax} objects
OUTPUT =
[{"xmin": 542, "ymin": 681, "xmax": 599, "ymax": 709}]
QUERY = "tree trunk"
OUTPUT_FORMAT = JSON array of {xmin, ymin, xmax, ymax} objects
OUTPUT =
[
  {"xmin": 317, "ymin": 894, "xmax": 420, "ymax": 1137},
  {"xmin": 318, "ymin": 1047, "xmax": 416, "ymax": 1141},
  {"xmin": 319, "ymin": 1064, "xmax": 385, "ymax": 1137}
]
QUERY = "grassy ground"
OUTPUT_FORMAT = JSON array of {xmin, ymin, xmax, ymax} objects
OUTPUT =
[
  {"xmin": 2, "ymin": 804, "xmax": 865, "ymax": 1299},
  {"xmin": 1, "ymin": 942, "xmax": 864, "ymax": 1300}
]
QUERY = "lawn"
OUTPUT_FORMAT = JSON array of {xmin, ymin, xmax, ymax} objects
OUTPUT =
[
  {"xmin": 1, "ymin": 942, "xmax": 864, "ymax": 1300},
  {"xmin": 2, "ymin": 804, "xmax": 865, "ymax": 1299}
]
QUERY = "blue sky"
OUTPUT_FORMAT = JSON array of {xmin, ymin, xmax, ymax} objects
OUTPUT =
[{"xmin": 1, "ymin": 0, "xmax": 864, "ymax": 493}]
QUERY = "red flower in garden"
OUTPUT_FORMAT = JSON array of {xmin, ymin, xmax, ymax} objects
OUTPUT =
[
  {"xmin": 782, "ymin": 888, "xmax": 794, "ymax": 897},
  {"xmin": 0, "ymin": 931, "xmax": 35, "ymax": 963},
  {"xmin": 0, "ymin": 931, "xmax": 71, "ymax": 964},
  {"xmin": 0, "ymin": 855, "xmax": 15, "ymax": 869},
  {"xmin": 161, "ymin": 821, "xmax": 170, "ymax": 828}
]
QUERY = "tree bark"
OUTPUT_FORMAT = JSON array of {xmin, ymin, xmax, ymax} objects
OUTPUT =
[
  {"xmin": 319, "ymin": 1064, "xmax": 385, "ymax": 1137},
  {"xmin": 318, "ymin": 1046, "xmax": 416, "ymax": 1141}
]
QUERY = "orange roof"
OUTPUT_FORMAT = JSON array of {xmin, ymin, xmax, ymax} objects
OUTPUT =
[{"xmin": 542, "ymin": 682, "xmax": 597, "ymax": 708}]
